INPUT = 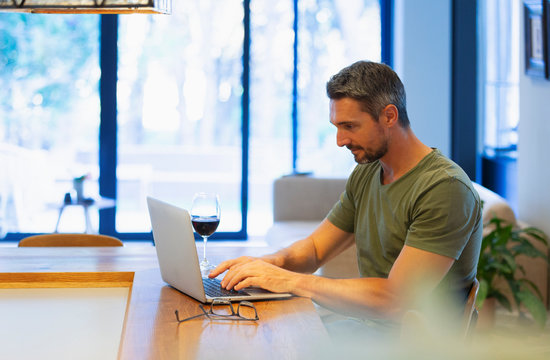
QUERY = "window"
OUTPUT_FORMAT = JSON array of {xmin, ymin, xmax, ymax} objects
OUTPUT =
[
  {"xmin": 479, "ymin": 0, "xmax": 520, "ymax": 156},
  {"xmin": 297, "ymin": 0, "xmax": 381, "ymax": 176},
  {"xmin": 0, "ymin": 1, "xmax": 384, "ymax": 240},
  {"xmin": 117, "ymin": 2, "xmax": 244, "ymax": 234},
  {"xmin": 249, "ymin": 0, "xmax": 294, "ymax": 234},
  {"xmin": 478, "ymin": 0, "xmax": 520, "ymax": 210},
  {"xmin": 0, "ymin": 14, "xmax": 100, "ymax": 236},
  {"xmin": 249, "ymin": 0, "xmax": 382, "ymax": 234}
]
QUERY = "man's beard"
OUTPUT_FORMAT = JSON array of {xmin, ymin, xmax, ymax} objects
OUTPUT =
[{"xmin": 349, "ymin": 141, "xmax": 388, "ymax": 164}]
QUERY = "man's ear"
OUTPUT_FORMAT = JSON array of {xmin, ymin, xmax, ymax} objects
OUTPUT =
[{"xmin": 381, "ymin": 104, "xmax": 399, "ymax": 128}]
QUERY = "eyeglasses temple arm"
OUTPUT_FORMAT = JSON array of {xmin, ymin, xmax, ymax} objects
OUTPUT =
[{"xmin": 175, "ymin": 309, "xmax": 208, "ymax": 323}]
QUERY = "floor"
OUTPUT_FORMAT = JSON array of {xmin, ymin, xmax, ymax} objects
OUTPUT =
[{"xmin": 471, "ymin": 307, "xmax": 550, "ymax": 359}]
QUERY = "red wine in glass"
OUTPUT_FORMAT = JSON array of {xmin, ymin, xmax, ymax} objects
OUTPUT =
[
  {"xmin": 191, "ymin": 217, "xmax": 220, "ymax": 237},
  {"xmin": 190, "ymin": 193, "xmax": 220, "ymax": 273}
]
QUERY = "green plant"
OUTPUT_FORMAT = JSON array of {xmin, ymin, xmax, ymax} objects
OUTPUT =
[{"xmin": 477, "ymin": 217, "xmax": 549, "ymax": 328}]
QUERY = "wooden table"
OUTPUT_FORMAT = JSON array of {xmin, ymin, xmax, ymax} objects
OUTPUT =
[{"xmin": 0, "ymin": 245, "xmax": 330, "ymax": 359}]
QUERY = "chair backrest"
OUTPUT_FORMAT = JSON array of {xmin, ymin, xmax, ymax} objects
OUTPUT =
[
  {"xmin": 462, "ymin": 278, "xmax": 480, "ymax": 338},
  {"xmin": 401, "ymin": 278, "xmax": 481, "ymax": 344},
  {"xmin": 18, "ymin": 233, "xmax": 123, "ymax": 247},
  {"xmin": 273, "ymin": 176, "xmax": 346, "ymax": 221}
]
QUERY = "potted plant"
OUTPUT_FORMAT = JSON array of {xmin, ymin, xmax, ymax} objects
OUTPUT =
[{"xmin": 476, "ymin": 217, "xmax": 549, "ymax": 328}]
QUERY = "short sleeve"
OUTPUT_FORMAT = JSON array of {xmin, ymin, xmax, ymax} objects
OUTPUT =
[
  {"xmin": 405, "ymin": 177, "xmax": 481, "ymax": 260},
  {"xmin": 327, "ymin": 178, "xmax": 356, "ymax": 234}
]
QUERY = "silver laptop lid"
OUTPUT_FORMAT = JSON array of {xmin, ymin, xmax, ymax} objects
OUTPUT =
[{"xmin": 147, "ymin": 196, "xmax": 207, "ymax": 303}]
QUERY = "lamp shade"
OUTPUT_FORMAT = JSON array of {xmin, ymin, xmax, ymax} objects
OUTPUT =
[{"xmin": 0, "ymin": 0, "xmax": 171, "ymax": 14}]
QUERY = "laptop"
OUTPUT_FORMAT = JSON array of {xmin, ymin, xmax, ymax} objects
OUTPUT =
[{"xmin": 146, "ymin": 196, "xmax": 292, "ymax": 303}]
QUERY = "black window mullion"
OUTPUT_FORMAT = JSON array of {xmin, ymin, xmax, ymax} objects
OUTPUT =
[
  {"xmin": 381, "ymin": 0, "xmax": 393, "ymax": 66},
  {"xmin": 240, "ymin": 0, "xmax": 251, "ymax": 239},
  {"xmin": 451, "ymin": 0, "xmax": 479, "ymax": 181},
  {"xmin": 292, "ymin": 0, "xmax": 299, "ymax": 173},
  {"xmin": 99, "ymin": 14, "xmax": 118, "ymax": 236}
]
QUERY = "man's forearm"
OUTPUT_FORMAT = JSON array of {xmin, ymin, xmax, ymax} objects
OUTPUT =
[
  {"xmin": 292, "ymin": 274, "xmax": 398, "ymax": 319},
  {"xmin": 288, "ymin": 245, "xmax": 457, "ymax": 320},
  {"xmin": 259, "ymin": 219, "xmax": 354, "ymax": 274},
  {"xmin": 261, "ymin": 237, "xmax": 321, "ymax": 274}
]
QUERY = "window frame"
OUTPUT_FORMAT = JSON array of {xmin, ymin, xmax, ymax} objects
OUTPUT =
[{"xmin": 98, "ymin": 10, "xmax": 250, "ymax": 241}]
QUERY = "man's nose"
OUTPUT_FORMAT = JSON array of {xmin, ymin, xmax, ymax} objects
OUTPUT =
[{"xmin": 336, "ymin": 130, "xmax": 350, "ymax": 148}]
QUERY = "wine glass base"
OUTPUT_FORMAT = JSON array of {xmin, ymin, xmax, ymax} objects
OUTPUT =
[{"xmin": 200, "ymin": 260, "xmax": 215, "ymax": 276}]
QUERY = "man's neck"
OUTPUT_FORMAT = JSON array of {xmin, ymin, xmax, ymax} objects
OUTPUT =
[{"xmin": 379, "ymin": 128, "xmax": 432, "ymax": 185}]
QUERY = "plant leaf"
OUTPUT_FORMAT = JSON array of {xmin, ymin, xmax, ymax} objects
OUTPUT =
[
  {"xmin": 488, "ymin": 262, "xmax": 513, "ymax": 275},
  {"xmin": 518, "ymin": 278, "xmax": 544, "ymax": 300},
  {"xmin": 495, "ymin": 224, "xmax": 513, "ymax": 246},
  {"xmin": 480, "ymin": 231, "xmax": 496, "ymax": 253},
  {"xmin": 500, "ymin": 252, "xmax": 517, "ymax": 272},
  {"xmin": 505, "ymin": 278, "xmax": 521, "ymax": 305},
  {"xmin": 492, "ymin": 291, "xmax": 512, "ymax": 312},
  {"xmin": 516, "ymin": 264, "xmax": 526, "ymax": 276},
  {"xmin": 476, "ymin": 279, "xmax": 489, "ymax": 308},
  {"xmin": 516, "ymin": 291, "xmax": 548, "ymax": 328},
  {"xmin": 511, "ymin": 243, "xmax": 548, "ymax": 260},
  {"xmin": 521, "ymin": 227, "xmax": 549, "ymax": 246}
]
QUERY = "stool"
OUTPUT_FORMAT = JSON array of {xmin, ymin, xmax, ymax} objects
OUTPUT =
[{"xmin": 55, "ymin": 196, "xmax": 115, "ymax": 233}]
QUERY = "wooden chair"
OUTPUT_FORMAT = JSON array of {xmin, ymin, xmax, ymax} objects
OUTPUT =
[
  {"xmin": 18, "ymin": 233, "xmax": 123, "ymax": 247},
  {"xmin": 401, "ymin": 278, "xmax": 481, "ymax": 343},
  {"xmin": 462, "ymin": 278, "xmax": 480, "ymax": 339}
]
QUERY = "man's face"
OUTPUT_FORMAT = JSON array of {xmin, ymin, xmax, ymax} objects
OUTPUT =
[{"xmin": 330, "ymin": 98, "xmax": 388, "ymax": 164}]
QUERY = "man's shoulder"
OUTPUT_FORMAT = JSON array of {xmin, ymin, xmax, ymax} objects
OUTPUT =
[
  {"xmin": 414, "ymin": 150, "xmax": 479, "ymax": 200},
  {"xmin": 425, "ymin": 150, "xmax": 473, "ymax": 186}
]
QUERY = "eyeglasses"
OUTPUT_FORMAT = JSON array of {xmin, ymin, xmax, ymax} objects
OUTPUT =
[{"xmin": 175, "ymin": 298, "xmax": 259, "ymax": 323}]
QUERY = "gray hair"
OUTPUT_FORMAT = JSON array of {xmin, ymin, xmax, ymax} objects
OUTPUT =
[{"xmin": 326, "ymin": 61, "xmax": 410, "ymax": 128}]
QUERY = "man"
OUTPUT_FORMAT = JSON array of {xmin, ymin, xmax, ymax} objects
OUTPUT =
[{"xmin": 210, "ymin": 61, "xmax": 482, "ymax": 323}]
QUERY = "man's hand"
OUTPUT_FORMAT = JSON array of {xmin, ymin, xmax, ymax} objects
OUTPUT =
[
  {"xmin": 209, "ymin": 257, "xmax": 300, "ymax": 293},
  {"xmin": 208, "ymin": 256, "xmax": 259, "ymax": 279}
]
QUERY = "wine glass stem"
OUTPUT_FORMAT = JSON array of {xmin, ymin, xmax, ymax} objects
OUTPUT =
[{"xmin": 202, "ymin": 236, "xmax": 208, "ymax": 263}]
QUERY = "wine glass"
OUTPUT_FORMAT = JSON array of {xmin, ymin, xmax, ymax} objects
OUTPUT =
[{"xmin": 190, "ymin": 192, "xmax": 220, "ymax": 274}]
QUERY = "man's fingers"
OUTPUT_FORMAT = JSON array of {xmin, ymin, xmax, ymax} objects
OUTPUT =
[
  {"xmin": 213, "ymin": 258, "xmax": 285, "ymax": 291},
  {"xmin": 221, "ymin": 267, "xmax": 246, "ymax": 289},
  {"xmin": 222, "ymin": 259, "xmax": 270, "ymax": 290},
  {"xmin": 222, "ymin": 261, "xmax": 260, "ymax": 289},
  {"xmin": 208, "ymin": 259, "xmax": 233, "ymax": 278},
  {"xmin": 234, "ymin": 277, "xmax": 256, "ymax": 291},
  {"xmin": 209, "ymin": 256, "xmax": 255, "ymax": 278}
]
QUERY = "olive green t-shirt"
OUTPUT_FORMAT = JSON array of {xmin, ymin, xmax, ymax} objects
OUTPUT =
[{"xmin": 327, "ymin": 149, "xmax": 482, "ymax": 293}]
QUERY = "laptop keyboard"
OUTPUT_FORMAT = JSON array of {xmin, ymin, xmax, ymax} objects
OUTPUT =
[{"xmin": 202, "ymin": 277, "xmax": 250, "ymax": 298}]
